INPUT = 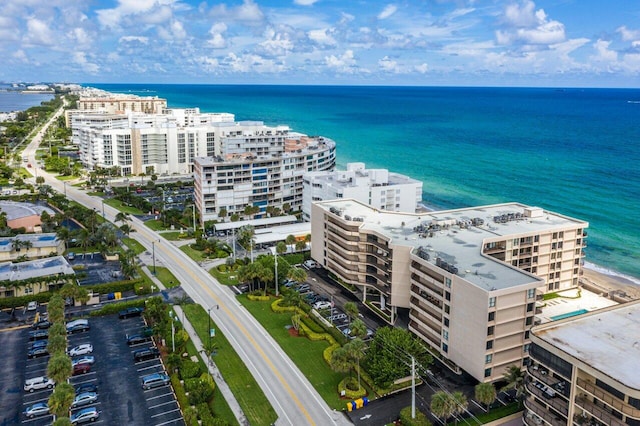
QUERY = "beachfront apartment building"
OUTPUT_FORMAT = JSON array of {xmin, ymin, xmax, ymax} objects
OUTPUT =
[
  {"xmin": 70, "ymin": 108, "xmax": 235, "ymax": 175},
  {"xmin": 301, "ymin": 162, "xmax": 423, "ymax": 221},
  {"xmin": 310, "ymin": 200, "xmax": 588, "ymax": 382},
  {"xmin": 76, "ymin": 91, "xmax": 167, "ymax": 114},
  {"xmin": 525, "ymin": 301, "xmax": 640, "ymax": 426},
  {"xmin": 194, "ymin": 134, "xmax": 336, "ymax": 223}
]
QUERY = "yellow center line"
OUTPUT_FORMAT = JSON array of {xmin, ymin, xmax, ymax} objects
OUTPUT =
[{"xmin": 159, "ymin": 242, "xmax": 317, "ymax": 425}]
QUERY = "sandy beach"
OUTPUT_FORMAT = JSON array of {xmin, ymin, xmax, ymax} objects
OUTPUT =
[{"xmin": 581, "ymin": 267, "xmax": 640, "ymax": 300}]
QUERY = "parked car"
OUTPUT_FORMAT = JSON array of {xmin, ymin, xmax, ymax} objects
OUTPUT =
[
  {"xmin": 24, "ymin": 376, "xmax": 55, "ymax": 393},
  {"xmin": 303, "ymin": 260, "xmax": 318, "ymax": 269},
  {"xmin": 71, "ymin": 392, "xmax": 98, "ymax": 408},
  {"xmin": 140, "ymin": 326, "xmax": 154, "ymax": 337},
  {"xmin": 295, "ymin": 283, "xmax": 310, "ymax": 292},
  {"xmin": 75, "ymin": 383, "xmax": 98, "ymax": 395},
  {"xmin": 119, "ymin": 307, "xmax": 144, "ymax": 319},
  {"xmin": 23, "ymin": 402, "xmax": 50, "ymax": 419},
  {"xmin": 70, "ymin": 407, "xmax": 100, "ymax": 425},
  {"xmin": 141, "ymin": 372, "xmax": 170, "ymax": 390},
  {"xmin": 68, "ymin": 344, "xmax": 93, "ymax": 356},
  {"xmin": 67, "ymin": 323, "xmax": 90, "ymax": 334},
  {"xmin": 313, "ymin": 301, "xmax": 332, "ymax": 310},
  {"xmin": 29, "ymin": 329, "xmax": 49, "ymax": 341},
  {"xmin": 133, "ymin": 347, "xmax": 160, "ymax": 362},
  {"xmin": 28, "ymin": 346, "xmax": 48, "ymax": 358},
  {"xmin": 72, "ymin": 356, "xmax": 95, "ymax": 367},
  {"xmin": 27, "ymin": 301, "xmax": 38, "ymax": 311},
  {"xmin": 126, "ymin": 334, "xmax": 152, "ymax": 346},
  {"xmin": 29, "ymin": 340, "xmax": 48, "ymax": 349},
  {"xmin": 72, "ymin": 363, "xmax": 91, "ymax": 376},
  {"xmin": 31, "ymin": 319, "xmax": 51, "ymax": 329}
]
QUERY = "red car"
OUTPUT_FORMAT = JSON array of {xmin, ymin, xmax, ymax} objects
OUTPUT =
[{"xmin": 72, "ymin": 363, "xmax": 91, "ymax": 376}]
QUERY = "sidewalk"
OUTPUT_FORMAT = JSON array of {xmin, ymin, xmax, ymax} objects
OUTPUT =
[
  {"xmin": 143, "ymin": 268, "xmax": 248, "ymax": 426},
  {"xmin": 174, "ymin": 305, "xmax": 249, "ymax": 426}
]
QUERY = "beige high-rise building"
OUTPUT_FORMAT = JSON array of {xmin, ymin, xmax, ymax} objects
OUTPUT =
[
  {"xmin": 311, "ymin": 200, "xmax": 588, "ymax": 382},
  {"xmin": 525, "ymin": 301, "xmax": 640, "ymax": 426}
]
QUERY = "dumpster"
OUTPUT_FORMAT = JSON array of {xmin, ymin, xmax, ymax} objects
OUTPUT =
[{"xmin": 107, "ymin": 293, "xmax": 115, "ymax": 300}]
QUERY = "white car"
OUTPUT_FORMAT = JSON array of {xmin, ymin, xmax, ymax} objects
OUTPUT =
[
  {"xmin": 72, "ymin": 356, "xmax": 95, "ymax": 367},
  {"xmin": 303, "ymin": 260, "xmax": 318, "ymax": 269},
  {"xmin": 24, "ymin": 376, "xmax": 55, "ymax": 393},
  {"xmin": 68, "ymin": 344, "xmax": 93, "ymax": 357},
  {"xmin": 27, "ymin": 301, "xmax": 38, "ymax": 311},
  {"xmin": 313, "ymin": 301, "xmax": 332, "ymax": 310}
]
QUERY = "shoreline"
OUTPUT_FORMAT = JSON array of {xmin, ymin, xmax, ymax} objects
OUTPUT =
[{"xmin": 581, "ymin": 265, "xmax": 640, "ymax": 300}]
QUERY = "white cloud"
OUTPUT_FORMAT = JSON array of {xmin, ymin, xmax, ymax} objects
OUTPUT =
[
  {"xmin": 308, "ymin": 28, "xmax": 337, "ymax": 46},
  {"xmin": 325, "ymin": 49, "xmax": 356, "ymax": 73},
  {"xmin": 378, "ymin": 56, "xmax": 400, "ymax": 73},
  {"xmin": 12, "ymin": 49, "xmax": 29, "ymax": 63},
  {"xmin": 496, "ymin": 0, "xmax": 565, "ymax": 47},
  {"xmin": 590, "ymin": 39, "xmax": 617, "ymax": 63},
  {"xmin": 259, "ymin": 28, "xmax": 295, "ymax": 57},
  {"xmin": 294, "ymin": 0, "xmax": 319, "ymax": 5},
  {"xmin": 119, "ymin": 36, "xmax": 149, "ymax": 44},
  {"xmin": 617, "ymin": 26, "xmax": 640, "ymax": 42},
  {"xmin": 207, "ymin": 23, "xmax": 228, "ymax": 49},
  {"xmin": 414, "ymin": 63, "xmax": 428, "ymax": 74},
  {"xmin": 223, "ymin": 52, "xmax": 286, "ymax": 73},
  {"xmin": 73, "ymin": 51, "xmax": 100, "ymax": 74},
  {"xmin": 24, "ymin": 18, "xmax": 55, "ymax": 46},
  {"xmin": 504, "ymin": 1, "xmax": 537, "ymax": 27},
  {"xmin": 194, "ymin": 56, "xmax": 220, "ymax": 73},
  {"xmin": 378, "ymin": 4, "xmax": 398, "ymax": 20}
]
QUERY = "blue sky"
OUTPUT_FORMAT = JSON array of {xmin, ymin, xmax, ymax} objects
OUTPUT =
[{"xmin": 1, "ymin": 0, "xmax": 639, "ymax": 87}]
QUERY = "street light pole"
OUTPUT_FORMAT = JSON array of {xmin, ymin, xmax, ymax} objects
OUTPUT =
[
  {"xmin": 192, "ymin": 204, "xmax": 196, "ymax": 233},
  {"xmin": 63, "ymin": 181, "xmax": 67, "ymax": 197},
  {"xmin": 207, "ymin": 307, "xmax": 211, "ymax": 352},
  {"xmin": 274, "ymin": 251, "xmax": 279, "ymax": 296},
  {"xmin": 101, "ymin": 199, "xmax": 105, "ymax": 218},
  {"xmin": 152, "ymin": 240, "xmax": 156, "ymax": 275},
  {"xmin": 169, "ymin": 312, "xmax": 175, "ymax": 353}
]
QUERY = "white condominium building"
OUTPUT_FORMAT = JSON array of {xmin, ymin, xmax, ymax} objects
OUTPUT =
[
  {"xmin": 194, "ymin": 135, "xmax": 336, "ymax": 223},
  {"xmin": 311, "ymin": 200, "xmax": 588, "ymax": 382},
  {"xmin": 76, "ymin": 91, "xmax": 167, "ymax": 114},
  {"xmin": 525, "ymin": 301, "xmax": 640, "ymax": 426},
  {"xmin": 302, "ymin": 162, "xmax": 423, "ymax": 221},
  {"xmin": 70, "ymin": 108, "xmax": 236, "ymax": 175}
]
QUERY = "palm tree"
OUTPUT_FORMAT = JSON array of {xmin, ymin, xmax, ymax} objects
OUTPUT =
[
  {"xmin": 344, "ymin": 338, "xmax": 366, "ymax": 390},
  {"xmin": 344, "ymin": 302, "xmax": 359, "ymax": 324},
  {"xmin": 52, "ymin": 417, "xmax": 72, "ymax": 426},
  {"xmin": 74, "ymin": 228, "xmax": 90, "ymax": 257},
  {"xmin": 475, "ymin": 382, "xmax": 497, "ymax": 409},
  {"xmin": 431, "ymin": 391, "xmax": 455, "ymax": 424},
  {"xmin": 115, "ymin": 212, "xmax": 130, "ymax": 224},
  {"xmin": 287, "ymin": 267, "xmax": 307, "ymax": 284},
  {"xmin": 349, "ymin": 318, "xmax": 367, "ymax": 339},
  {"xmin": 451, "ymin": 391, "xmax": 469, "ymax": 424},
  {"xmin": 285, "ymin": 234, "xmax": 296, "ymax": 249},
  {"xmin": 501, "ymin": 365, "xmax": 526, "ymax": 400},
  {"xmin": 276, "ymin": 241, "xmax": 287, "ymax": 255},
  {"xmin": 47, "ymin": 334, "xmax": 67, "ymax": 356},
  {"xmin": 48, "ymin": 383, "xmax": 75, "ymax": 419},
  {"xmin": 330, "ymin": 346, "xmax": 351, "ymax": 377},
  {"xmin": 282, "ymin": 289, "xmax": 304, "ymax": 308},
  {"xmin": 119, "ymin": 223, "xmax": 133, "ymax": 237},
  {"xmin": 56, "ymin": 226, "xmax": 72, "ymax": 248},
  {"xmin": 47, "ymin": 353, "xmax": 72, "ymax": 384}
]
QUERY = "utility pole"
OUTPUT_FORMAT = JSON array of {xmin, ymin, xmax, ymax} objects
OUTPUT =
[
  {"xmin": 274, "ymin": 252, "xmax": 279, "ymax": 296},
  {"xmin": 411, "ymin": 356, "xmax": 416, "ymax": 419}
]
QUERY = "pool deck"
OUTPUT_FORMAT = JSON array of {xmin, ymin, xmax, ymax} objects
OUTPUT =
[{"xmin": 538, "ymin": 287, "xmax": 618, "ymax": 323}]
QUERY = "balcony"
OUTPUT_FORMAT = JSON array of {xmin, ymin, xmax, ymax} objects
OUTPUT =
[
  {"xmin": 524, "ymin": 397, "xmax": 566, "ymax": 426},
  {"xmin": 576, "ymin": 377, "xmax": 640, "ymax": 418},
  {"xmin": 525, "ymin": 381, "xmax": 568, "ymax": 417},
  {"xmin": 575, "ymin": 397, "xmax": 627, "ymax": 426}
]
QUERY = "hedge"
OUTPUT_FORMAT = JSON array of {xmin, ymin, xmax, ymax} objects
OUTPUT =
[
  {"xmin": 89, "ymin": 299, "xmax": 146, "ymax": 316},
  {"xmin": 197, "ymin": 402, "xmax": 216, "ymax": 425},
  {"xmin": 246, "ymin": 294, "xmax": 270, "ymax": 302},
  {"xmin": 0, "ymin": 291, "xmax": 53, "ymax": 309},
  {"xmin": 180, "ymin": 360, "xmax": 203, "ymax": 380},
  {"xmin": 170, "ymin": 373, "xmax": 190, "ymax": 412},
  {"xmin": 338, "ymin": 377, "xmax": 367, "ymax": 400},
  {"xmin": 399, "ymin": 406, "xmax": 432, "ymax": 426},
  {"xmin": 86, "ymin": 279, "xmax": 141, "ymax": 295}
]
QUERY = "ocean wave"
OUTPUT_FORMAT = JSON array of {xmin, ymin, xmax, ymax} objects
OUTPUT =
[{"xmin": 584, "ymin": 261, "xmax": 640, "ymax": 286}]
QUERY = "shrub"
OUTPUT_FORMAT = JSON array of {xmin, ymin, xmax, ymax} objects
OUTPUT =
[
  {"xmin": 217, "ymin": 264, "xmax": 228, "ymax": 273},
  {"xmin": 247, "ymin": 293, "xmax": 270, "ymax": 301},
  {"xmin": 399, "ymin": 406, "xmax": 432, "ymax": 426},
  {"xmin": 170, "ymin": 373, "xmax": 189, "ymax": 410},
  {"xmin": 197, "ymin": 402, "xmax": 216, "ymax": 425},
  {"xmin": 0, "ymin": 291, "xmax": 53, "ymax": 310},
  {"xmin": 183, "ymin": 406, "xmax": 199, "ymax": 426},
  {"xmin": 185, "ymin": 377, "xmax": 214, "ymax": 405},
  {"xmin": 180, "ymin": 360, "xmax": 203, "ymax": 380},
  {"xmin": 87, "ymin": 279, "xmax": 140, "ymax": 295},
  {"xmin": 89, "ymin": 299, "xmax": 145, "ymax": 317},
  {"xmin": 338, "ymin": 377, "xmax": 367, "ymax": 399}
]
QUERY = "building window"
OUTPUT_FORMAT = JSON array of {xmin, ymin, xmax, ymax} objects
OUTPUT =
[
  {"xmin": 486, "ymin": 340, "xmax": 493, "ymax": 350},
  {"xmin": 24, "ymin": 287, "xmax": 33, "ymax": 294},
  {"xmin": 525, "ymin": 330, "xmax": 530, "ymax": 339},
  {"xmin": 444, "ymin": 305, "xmax": 450, "ymax": 314},
  {"xmin": 527, "ymin": 303, "xmax": 534, "ymax": 312},
  {"xmin": 445, "ymin": 291, "xmax": 451, "ymax": 301},
  {"xmin": 443, "ymin": 330, "xmax": 449, "ymax": 341},
  {"xmin": 484, "ymin": 368, "xmax": 492, "ymax": 378},
  {"xmin": 527, "ymin": 288, "xmax": 535, "ymax": 299},
  {"xmin": 489, "ymin": 297, "xmax": 496, "ymax": 308},
  {"xmin": 487, "ymin": 326, "xmax": 494, "ymax": 336},
  {"xmin": 445, "ymin": 278, "xmax": 451, "ymax": 288},
  {"xmin": 526, "ymin": 317, "xmax": 533, "ymax": 326},
  {"xmin": 524, "ymin": 344, "xmax": 530, "ymax": 353},
  {"xmin": 444, "ymin": 318, "xmax": 449, "ymax": 327},
  {"xmin": 485, "ymin": 354, "xmax": 492, "ymax": 364},
  {"xmin": 442, "ymin": 343, "xmax": 448, "ymax": 353},
  {"xmin": 488, "ymin": 312, "xmax": 495, "ymax": 322}
]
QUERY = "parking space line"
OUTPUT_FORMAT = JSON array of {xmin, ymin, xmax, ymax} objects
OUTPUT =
[
  {"xmin": 72, "ymin": 377, "xmax": 97, "ymax": 385},
  {"xmin": 21, "ymin": 414, "xmax": 53, "ymax": 424},
  {"xmin": 137, "ymin": 364, "xmax": 161, "ymax": 372},
  {"xmin": 23, "ymin": 396, "xmax": 49, "ymax": 405},
  {"xmin": 148, "ymin": 400, "xmax": 178, "ymax": 410},
  {"xmin": 150, "ymin": 407, "xmax": 181, "ymax": 418},
  {"xmin": 143, "ymin": 384, "xmax": 170, "ymax": 392},
  {"xmin": 154, "ymin": 417, "xmax": 184, "ymax": 426},
  {"xmin": 146, "ymin": 391, "xmax": 174, "ymax": 401},
  {"xmin": 135, "ymin": 358, "xmax": 160, "ymax": 366}
]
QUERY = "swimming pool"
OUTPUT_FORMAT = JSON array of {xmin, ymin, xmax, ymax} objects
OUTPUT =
[{"xmin": 550, "ymin": 309, "xmax": 589, "ymax": 321}]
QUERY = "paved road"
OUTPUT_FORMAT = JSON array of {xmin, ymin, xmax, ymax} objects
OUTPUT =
[{"xmin": 23, "ymin": 105, "xmax": 352, "ymax": 426}]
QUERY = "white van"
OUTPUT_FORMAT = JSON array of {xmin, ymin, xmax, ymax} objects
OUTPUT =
[{"xmin": 24, "ymin": 376, "xmax": 55, "ymax": 392}]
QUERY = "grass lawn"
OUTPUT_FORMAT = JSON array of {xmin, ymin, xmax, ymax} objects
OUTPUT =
[
  {"xmin": 152, "ymin": 266, "xmax": 180, "ymax": 288},
  {"xmin": 182, "ymin": 304, "xmax": 277, "ymax": 426},
  {"xmin": 103, "ymin": 198, "xmax": 145, "ymax": 215},
  {"xmin": 209, "ymin": 267, "xmax": 239, "ymax": 286},
  {"xmin": 238, "ymin": 295, "xmax": 347, "ymax": 410},
  {"xmin": 180, "ymin": 244, "xmax": 205, "ymax": 262},
  {"xmin": 145, "ymin": 219, "xmax": 171, "ymax": 231},
  {"xmin": 122, "ymin": 237, "xmax": 146, "ymax": 255},
  {"xmin": 447, "ymin": 402, "xmax": 522, "ymax": 425},
  {"xmin": 160, "ymin": 231, "xmax": 189, "ymax": 241},
  {"xmin": 55, "ymin": 174, "xmax": 79, "ymax": 181}
]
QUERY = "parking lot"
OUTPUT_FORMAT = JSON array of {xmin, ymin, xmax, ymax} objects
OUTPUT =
[
  {"xmin": 1, "ymin": 314, "xmax": 184, "ymax": 426},
  {"xmin": 68, "ymin": 253, "xmax": 123, "ymax": 286}
]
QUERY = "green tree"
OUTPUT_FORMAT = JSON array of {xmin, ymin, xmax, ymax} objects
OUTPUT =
[
  {"xmin": 295, "ymin": 239, "xmax": 307, "ymax": 251},
  {"xmin": 399, "ymin": 406, "xmax": 432, "ymax": 426},
  {"xmin": 329, "ymin": 346, "xmax": 351, "ymax": 377},
  {"xmin": 47, "ymin": 334, "xmax": 67, "ymax": 356},
  {"xmin": 344, "ymin": 302, "xmax": 359, "ymax": 323},
  {"xmin": 451, "ymin": 391, "xmax": 469, "ymax": 424},
  {"xmin": 430, "ymin": 391, "xmax": 455, "ymax": 424},
  {"xmin": 48, "ymin": 383, "xmax": 75, "ymax": 418},
  {"xmin": 47, "ymin": 353, "xmax": 72, "ymax": 384},
  {"xmin": 36, "ymin": 176, "xmax": 45, "ymax": 185},
  {"xmin": 281, "ymin": 288, "xmax": 304, "ymax": 308},
  {"xmin": 501, "ymin": 365, "xmax": 525, "ymax": 400},
  {"xmin": 48, "ymin": 322, "xmax": 67, "ymax": 340},
  {"xmin": 287, "ymin": 266, "xmax": 307, "ymax": 284},
  {"xmin": 285, "ymin": 234, "xmax": 296, "ymax": 248},
  {"xmin": 475, "ymin": 382, "xmax": 497, "ymax": 409},
  {"xmin": 349, "ymin": 318, "xmax": 367, "ymax": 340},
  {"xmin": 276, "ymin": 241, "xmax": 287, "ymax": 255},
  {"xmin": 344, "ymin": 338, "xmax": 366, "ymax": 390},
  {"xmin": 52, "ymin": 418, "xmax": 72, "ymax": 426}
]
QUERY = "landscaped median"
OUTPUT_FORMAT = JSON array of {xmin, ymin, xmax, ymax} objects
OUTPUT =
[{"xmin": 181, "ymin": 304, "xmax": 278, "ymax": 426}]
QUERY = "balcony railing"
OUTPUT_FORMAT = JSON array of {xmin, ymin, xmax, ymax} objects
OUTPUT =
[
  {"xmin": 575, "ymin": 397, "xmax": 627, "ymax": 426},
  {"xmin": 524, "ymin": 397, "xmax": 566, "ymax": 426},
  {"xmin": 576, "ymin": 377, "xmax": 640, "ymax": 418},
  {"xmin": 525, "ymin": 381, "xmax": 568, "ymax": 417}
]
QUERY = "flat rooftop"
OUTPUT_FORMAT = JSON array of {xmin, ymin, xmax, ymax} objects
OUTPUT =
[
  {"xmin": 534, "ymin": 301, "xmax": 640, "ymax": 390},
  {"xmin": 0, "ymin": 256, "xmax": 74, "ymax": 282},
  {"xmin": 0, "ymin": 233, "xmax": 60, "ymax": 251},
  {"xmin": 316, "ymin": 200, "xmax": 588, "ymax": 292},
  {"xmin": 0, "ymin": 201, "xmax": 55, "ymax": 221},
  {"xmin": 253, "ymin": 222, "xmax": 311, "ymax": 245},
  {"xmin": 214, "ymin": 215, "xmax": 298, "ymax": 231},
  {"xmin": 538, "ymin": 288, "xmax": 618, "ymax": 324}
]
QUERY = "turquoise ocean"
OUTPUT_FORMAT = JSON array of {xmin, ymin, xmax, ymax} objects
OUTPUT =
[{"xmin": 64, "ymin": 84, "xmax": 640, "ymax": 282}]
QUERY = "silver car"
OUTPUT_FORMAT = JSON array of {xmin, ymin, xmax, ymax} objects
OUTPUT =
[{"xmin": 71, "ymin": 392, "xmax": 98, "ymax": 408}]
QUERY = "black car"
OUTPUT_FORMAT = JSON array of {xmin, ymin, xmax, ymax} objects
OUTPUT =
[
  {"xmin": 75, "ymin": 383, "xmax": 98, "ymax": 395},
  {"xmin": 67, "ymin": 323, "xmax": 90, "ymax": 334},
  {"xmin": 126, "ymin": 334, "xmax": 152, "ymax": 346},
  {"xmin": 29, "ymin": 340, "xmax": 48, "ymax": 350},
  {"xmin": 119, "ymin": 307, "xmax": 144, "ymax": 319},
  {"xmin": 133, "ymin": 347, "xmax": 160, "ymax": 362},
  {"xmin": 28, "ymin": 346, "xmax": 49, "ymax": 358},
  {"xmin": 31, "ymin": 320, "xmax": 51, "ymax": 330},
  {"xmin": 28, "ymin": 329, "xmax": 49, "ymax": 341}
]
